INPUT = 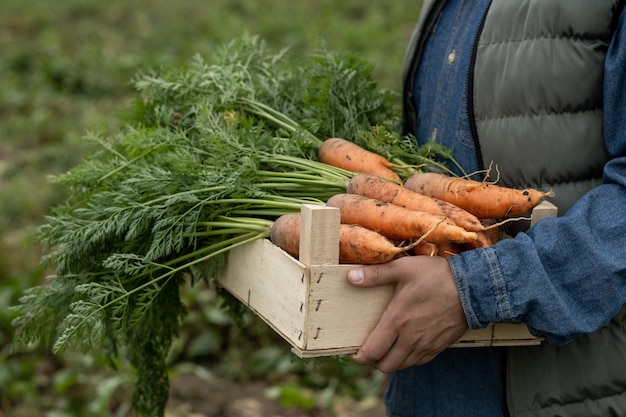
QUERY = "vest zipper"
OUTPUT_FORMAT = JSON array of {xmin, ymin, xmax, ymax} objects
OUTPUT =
[{"xmin": 466, "ymin": 0, "xmax": 492, "ymax": 176}]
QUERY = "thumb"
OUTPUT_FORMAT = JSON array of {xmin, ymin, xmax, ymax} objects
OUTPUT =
[{"xmin": 347, "ymin": 263, "xmax": 396, "ymax": 288}]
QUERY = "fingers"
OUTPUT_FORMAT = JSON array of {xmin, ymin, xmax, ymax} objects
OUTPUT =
[
  {"xmin": 351, "ymin": 323, "xmax": 397, "ymax": 367},
  {"xmin": 348, "ymin": 256, "xmax": 413, "ymax": 288},
  {"xmin": 354, "ymin": 329, "xmax": 454, "ymax": 373},
  {"xmin": 351, "ymin": 330, "xmax": 439, "ymax": 373},
  {"xmin": 365, "ymin": 339, "xmax": 414, "ymax": 374},
  {"xmin": 347, "ymin": 264, "xmax": 385, "ymax": 287},
  {"xmin": 350, "ymin": 294, "xmax": 425, "ymax": 372},
  {"xmin": 347, "ymin": 256, "xmax": 468, "ymax": 373}
]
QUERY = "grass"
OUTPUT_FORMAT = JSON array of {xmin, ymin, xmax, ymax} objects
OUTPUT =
[{"xmin": 0, "ymin": 0, "xmax": 422, "ymax": 415}]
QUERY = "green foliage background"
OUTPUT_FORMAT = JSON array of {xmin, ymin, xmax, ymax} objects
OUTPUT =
[{"xmin": 1, "ymin": 0, "xmax": 422, "ymax": 415}]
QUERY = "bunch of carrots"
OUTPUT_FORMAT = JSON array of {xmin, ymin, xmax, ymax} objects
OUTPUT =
[{"xmin": 270, "ymin": 137, "xmax": 553, "ymax": 264}]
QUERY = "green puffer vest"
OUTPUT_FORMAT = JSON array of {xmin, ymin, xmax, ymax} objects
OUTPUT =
[{"xmin": 403, "ymin": 1, "xmax": 626, "ymax": 416}]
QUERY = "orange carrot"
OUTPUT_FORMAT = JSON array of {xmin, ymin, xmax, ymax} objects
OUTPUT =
[
  {"xmin": 480, "ymin": 219, "xmax": 501, "ymax": 245},
  {"xmin": 269, "ymin": 213, "xmax": 302, "ymax": 258},
  {"xmin": 318, "ymin": 137, "xmax": 402, "ymax": 183},
  {"xmin": 269, "ymin": 213, "xmax": 418, "ymax": 264},
  {"xmin": 410, "ymin": 240, "xmax": 463, "ymax": 258},
  {"xmin": 404, "ymin": 172, "xmax": 553, "ymax": 219},
  {"xmin": 326, "ymin": 193, "xmax": 478, "ymax": 244},
  {"xmin": 346, "ymin": 173, "xmax": 484, "ymax": 232},
  {"xmin": 464, "ymin": 230, "xmax": 496, "ymax": 250},
  {"xmin": 436, "ymin": 241, "xmax": 464, "ymax": 258},
  {"xmin": 411, "ymin": 240, "xmax": 439, "ymax": 256},
  {"xmin": 338, "ymin": 223, "xmax": 411, "ymax": 264}
]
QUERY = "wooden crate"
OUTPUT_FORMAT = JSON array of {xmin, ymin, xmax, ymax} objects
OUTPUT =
[{"xmin": 216, "ymin": 201, "xmax": 557, "ymax": 358}]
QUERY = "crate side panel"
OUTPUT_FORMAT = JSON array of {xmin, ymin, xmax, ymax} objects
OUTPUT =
[
  {"xmin": 490, "ymin": 323, "xmax": 542, "ymax": 345},
  {"xmin": 453, "ymin": 323, "xmax": 541, "ymax": 347},
  {"xmin": 216, "ymin": 239, "xmax": 308, "ymax": 349},
  {"xmin": 453, "ymin": 324, "xmax": 495, "ymax": 346},
  {"xmin": 297, "ymin": 266, "xmax": 541, "ymax": 352},
  {"xmin": 302, "ymin": 265, "xmax": 394, "ymax": 351}
]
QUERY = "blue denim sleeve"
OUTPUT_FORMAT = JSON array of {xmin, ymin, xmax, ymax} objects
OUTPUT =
[{"xmin": 447, "ymin": 13, "xmax": 626, "ymax": 346}]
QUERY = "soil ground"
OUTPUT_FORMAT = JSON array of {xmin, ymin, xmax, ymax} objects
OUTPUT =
[{"xmin": 167, "ymin": 372, "xmax": 387, "ymax": 417}]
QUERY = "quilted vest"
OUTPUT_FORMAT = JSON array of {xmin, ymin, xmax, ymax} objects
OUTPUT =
[{"xmin": 402, "ymin": 1, "xmax": 626, "ymax": 416}]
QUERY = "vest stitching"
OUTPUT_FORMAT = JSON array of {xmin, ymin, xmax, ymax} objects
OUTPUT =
[
  {"xmin": 535, "ymin": 176, "xmax": 604, "ymax": 188},
  {"xmin": 475, "ymin": 108, "xmax": 603, "ymax": 123},
  {"xmin": 480, "ymin": 33, "xmax": 609, "ymax": 47},
  {"xmin": 515, "ymin": 389, "xmax": 626, "ymax": 414}
]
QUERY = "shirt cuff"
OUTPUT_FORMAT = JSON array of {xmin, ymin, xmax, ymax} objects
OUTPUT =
[{"xmin": 447, "ymin": 247, "xmax": 515, "ymax": 329}]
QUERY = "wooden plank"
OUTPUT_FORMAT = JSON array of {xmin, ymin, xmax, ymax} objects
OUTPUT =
[
  {"xmin": 299, "ymin": 204, "xmax": 340, "ymax": 266},
  {"xmin": 530, "ymin": 200, "xmax": 558, "ymax": 226},
  {"xmin": 490, "ymin": 323, "xmax": 542, "ymax": 346},
  {"xmin": 293, "ymin": 322, "xmax": 541, "ymax": 357},
  {"xmin": 454, "ymin": 324, "xmax": 495, "ymax": 345},
  {"xmin": 292, "ymin": 346, "xmax": 360, "ymax": 358},
  {"xmin": 216, "ymin": 239, "xmax": 309, "ymax": 349},
  {"xmin": 452, "ymin": 323, "xmax": 542, "ymax": 347},
  {"xmin": 302, "ymin": 264, "xmax": 394, "ymax": 351}
]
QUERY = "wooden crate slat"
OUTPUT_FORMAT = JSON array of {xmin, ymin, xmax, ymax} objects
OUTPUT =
[
  {"xmin": 303, "ymin": 264, "xmax": 394, "ymax": 351},
  {"xmin": 217, "ymin": 238, "xmax": 309, "ymax": 349},
  {"xmin": 299, "ymin": 204, "xmax": 341, "ymax": 265}
]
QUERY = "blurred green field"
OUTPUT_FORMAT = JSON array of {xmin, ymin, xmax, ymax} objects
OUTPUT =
[{"xmin": 0, "ymin": 0, "xmax": 421, "ymax": 415}]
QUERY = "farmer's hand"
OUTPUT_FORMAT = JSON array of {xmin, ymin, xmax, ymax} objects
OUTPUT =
[{"xmin": 348, "ymin": 255, "xmax": 468, "ymax": 373}]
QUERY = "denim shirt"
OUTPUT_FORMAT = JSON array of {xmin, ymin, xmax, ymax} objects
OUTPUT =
[
  {"xmin": 413, "ymin": 1, "xmax": 626, "ymax": 345},
  {"xmin": 413, "ymin": 0, "xmax": 487, "ymax": 176}
]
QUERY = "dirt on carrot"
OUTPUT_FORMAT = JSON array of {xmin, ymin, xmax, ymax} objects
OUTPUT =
[
  {"xmin": 404, "ymin": 172, "xmax": 553, "ymax": 219},
  {"xmin": 318, "ymin": 138, "xmax": 402, "ymax": 183},
  {"xmin": 269, "ymin": 213, "xmax": 418, "ymax": 264},
  {"xmin": 325, "ymin": 193, "xmax": 478, "ymax": 244},
  {"xmin": 346, "ymin": 173, "xmax": 484, "ymax": 232},
  {"xmin": 338, "ymin": 223, "xmax": 412, "ymax": 264}
]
